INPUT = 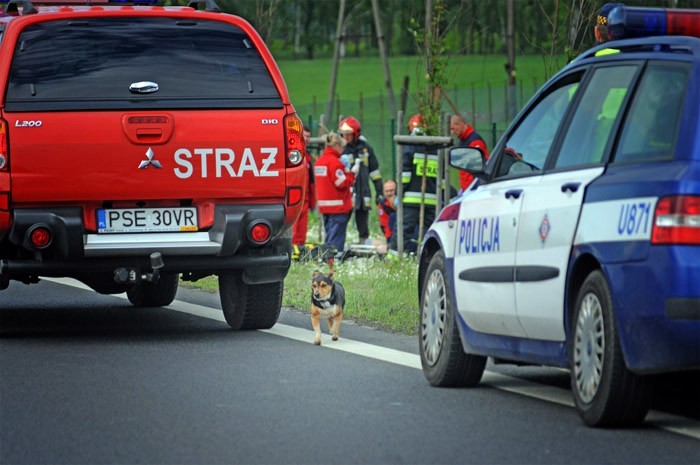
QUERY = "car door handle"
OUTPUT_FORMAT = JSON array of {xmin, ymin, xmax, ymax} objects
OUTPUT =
[
  {"xmin": 505, "ymin": 189, "xmax": 523, "ymax": 199},
  {"xmin": 561, "ymin": 182, "xmax": 581, "ymax": 193}
]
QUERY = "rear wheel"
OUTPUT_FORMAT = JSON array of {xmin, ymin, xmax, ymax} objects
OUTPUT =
[
  {"xmin": 126, "ymin": 273, "xmax": 179, "ymax": 307},
  {"xmin": 219, "ymin": 272, "xmax": 282, "ymax": 330},
  {"xmin": 420, "ymin": 251, "xmax": 486, "ymax": 387},
  {"xmin": 571, "ymin": 270, "xmax": 652, "ymax": 427}
]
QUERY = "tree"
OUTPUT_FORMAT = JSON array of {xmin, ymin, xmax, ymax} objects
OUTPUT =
[{"xmin": 410, "ymin": 0, "xmax": 449, "ymax": 136}]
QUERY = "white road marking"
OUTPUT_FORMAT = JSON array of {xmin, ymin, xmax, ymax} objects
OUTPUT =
[{"xmin": 45, "ymin": 277, "xmax": 700, "ymax": 440}]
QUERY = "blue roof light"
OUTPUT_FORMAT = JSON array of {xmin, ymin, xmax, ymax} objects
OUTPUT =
[{"xmin": 605, "ymin": 4, "xmax": 700, "ymax": 41}]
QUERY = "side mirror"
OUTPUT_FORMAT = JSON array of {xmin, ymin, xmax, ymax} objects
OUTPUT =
[{"xmin": 449, "ymin": 147, "xmax": 485, "ymax": 173}]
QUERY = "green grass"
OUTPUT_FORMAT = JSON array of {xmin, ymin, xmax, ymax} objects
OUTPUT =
[
  {"xmin": 183, "ymin": 255, "xmax": 420, "ymax": 335},
  {"xmin": 284, "ymin": 256, "xmax": 420, "ymax": 335},
  {"xmin": 278, "ymin": 54, "xmax": 559, "ymax": 108}
]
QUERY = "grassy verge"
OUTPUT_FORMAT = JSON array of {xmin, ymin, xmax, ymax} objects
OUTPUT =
[
  {"xmin": 182, "ymin": 255, "xmax": 420, "ymax": 336},
  {"xmin": 284, "ymin": 256, "xmax": 420, "ymax": 335}
]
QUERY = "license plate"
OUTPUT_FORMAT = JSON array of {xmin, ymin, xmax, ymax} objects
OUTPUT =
[{"xmin": 97, "ymin": 207, "xmax": 198, "ymax": 233}]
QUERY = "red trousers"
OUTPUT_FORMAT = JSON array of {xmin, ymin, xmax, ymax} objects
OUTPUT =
[{"xmin": 292, "ymin": 207, "xmax": 309, "ymax": 246}]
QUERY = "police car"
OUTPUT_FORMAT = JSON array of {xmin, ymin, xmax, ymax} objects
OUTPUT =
[{"xmin": 418, "ymin": 5, "xmax": 700, "ymax": 427}]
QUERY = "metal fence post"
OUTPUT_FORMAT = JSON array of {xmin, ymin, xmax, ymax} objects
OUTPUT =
[
  {"xmin": 395, "ymin": 111, "xmax": 404, "ymax": 258},
  {"xmin": 390, "ymin": 117, "xmax": 396, "ymax": 180}
]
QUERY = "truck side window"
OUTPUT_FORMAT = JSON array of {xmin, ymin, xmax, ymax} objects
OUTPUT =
[
  {"xmin": 554, "ymin": 65, "xmax": 637, "ymax": 169},
  {"xmin": 612, "ymin": 63, "xmax": 689, "ymax": 164}
]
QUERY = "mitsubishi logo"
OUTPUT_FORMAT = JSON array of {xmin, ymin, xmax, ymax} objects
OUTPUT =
[{"xmin": 138, "ymin": 147, "xmax": 162, "ymax": 169}]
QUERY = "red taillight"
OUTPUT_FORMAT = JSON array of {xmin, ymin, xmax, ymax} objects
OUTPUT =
[
  {"xmin": 651, "ymin": 195, "xmax": 700, "ymax": 245},
  {"xmin": 29, "ymin": 225, "xmax": 52, "ymax": 249},
  {"xmin": 249, "ymin": 221, "xmax": 271, "ymax": 245},
  {"xmin": 127, "ymin": 116, "xmax": 168, "ymax": 124},
  {"xmin": 436, "ymin": 202, "xmax": 461, "ymax": 222},
  {"xmin": 284, "ymin": 114, "xmax": 304, "ymax": 168},
  {"xmin": 0, "ymin": 119, "xmax": 8, "ymax": 171}
]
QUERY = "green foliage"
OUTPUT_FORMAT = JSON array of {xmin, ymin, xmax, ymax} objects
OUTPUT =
[{"xmin": 408, "ymin": 0, "xmax": 449, "ymax": 136}]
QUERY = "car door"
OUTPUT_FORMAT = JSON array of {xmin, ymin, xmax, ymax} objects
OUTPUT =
[
  {"xmin": 514, "ymin": 64, "xmax": 641, "ymax": 341},
  {"xmin": 452, "ymin": 74, "xmax": 582, "ymax": 338},
  {"xmin": 452, "ymin": 177, "xmax": 530, "ymax": 338}
]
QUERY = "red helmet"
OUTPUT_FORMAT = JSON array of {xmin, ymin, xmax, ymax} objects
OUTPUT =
[
  {"xmin": 338, "ymin": 116, "xmax": 361, "ymax": 138},
  {"xmin": 408, "ymin": 114, "xmax": 426, "ymax": 134}
]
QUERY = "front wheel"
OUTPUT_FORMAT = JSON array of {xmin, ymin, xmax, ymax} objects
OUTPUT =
[
  {"xmin": 419, "ymin": 250, "xmax": 486, "ymax": 387},
  {"xmin": 219, "ymin": 273, "xmax": 282, "ymax": 330},
  {"xmin": 570, "ymin": 270, "xmax": 652, "ymax": 427},
  {"xmin": 126, "ymin": 273, "xmax": 179, "ymax": 307}
]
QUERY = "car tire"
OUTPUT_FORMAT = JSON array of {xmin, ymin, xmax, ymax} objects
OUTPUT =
[
  {"xmin": 571, "ymin": 270, "xmax": 652, "ymax": 427},
  {"xmin": 126, "ymin": 273, "xmax": 179, "ymax": 307},
  {"xmin": 420, "ymin": 250, "xmax": 486, "ymax": 387},
  {"xmin": 219, "ymin": 272, "xmax": 282, "ymax": 330}
]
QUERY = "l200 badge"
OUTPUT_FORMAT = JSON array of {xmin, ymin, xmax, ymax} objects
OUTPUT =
[{"xmin": 15, "ymin": 120, "xmax": 42, "ymax": 127}]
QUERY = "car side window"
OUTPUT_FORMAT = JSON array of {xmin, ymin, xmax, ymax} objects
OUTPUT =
[
  {"xmin": 554, "ymin": 66, "xmax": 637, "ymax": 169},
  {"xmin": 612, "ymin": 63, "xmax": 689, "ymax": 164},
  {"xmin": 494, "ymin": 78, "xmax": 580, "ymax": 179}
]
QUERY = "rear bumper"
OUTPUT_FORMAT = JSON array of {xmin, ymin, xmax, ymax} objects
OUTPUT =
[
  {"xmin": 606, "ymin": 246, "xmax": 700, "ymax": 374},
  {"xmin": 1, "ymin": 204, "xmax": 291, "ymax": 284}
]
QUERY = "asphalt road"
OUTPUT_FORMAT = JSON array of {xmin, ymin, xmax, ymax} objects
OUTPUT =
[{"xmin": 1, "ymin": 279, "xmax": 699, "ymax": 465}]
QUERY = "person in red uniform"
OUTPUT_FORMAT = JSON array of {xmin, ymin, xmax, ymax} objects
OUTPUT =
[
  {"xmin": 292, "ymin": 125, "xmax": 316, "ymax": 249},
  {"xmin": 376, "ymin": 179, "xmax": 397, "ymax": 245},
  {"xmin": 314, "ymin": 132, "xmax": 358, "ymax": 253},
  {"xmin": 337, "ymin": 116, "xmax": 383, "ymax": 244},
  {"xmin": 450, "ymin": 114, "xmax": 489, "ymax": 192}
]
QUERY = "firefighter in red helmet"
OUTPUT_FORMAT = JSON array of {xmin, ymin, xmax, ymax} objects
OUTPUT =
[
  {"xmin": 407, "ymin": 113, "xmax": 426, "ymax": 135},
  {"xmin": 338, "ymin": 116, "xmax": 383, "ymax": 244}
]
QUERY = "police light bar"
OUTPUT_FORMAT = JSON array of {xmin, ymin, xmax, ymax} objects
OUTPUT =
[{"xmin": 606, "ymin": 5, "xmax": 700, "ymax": 41}]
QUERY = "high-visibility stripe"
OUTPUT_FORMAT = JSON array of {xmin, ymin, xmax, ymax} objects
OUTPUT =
[
  {"xmin": 413, "ymin": 157, "xmax": 438, "ymax": 178},
  {"xmin": 404, "ymin": 197, "xmax": 437, "ymax": 205},
  {"xmin": 318, "ymin": 199, "xmax": 344, "ymax": 206},
  {"xmin": 404, "ymin": 191, "xmax": 437, "ymax": 205},
  {"xmin": 369, "ymin": 169, "xmax": 381, "ymax": 180},
  {"xmin": 405, "ymin": 192, "xmax": 438, "ymax": 200},
  {"xmin": 412, "ymin": 153, "xmax": 438, "ymax": 161}
]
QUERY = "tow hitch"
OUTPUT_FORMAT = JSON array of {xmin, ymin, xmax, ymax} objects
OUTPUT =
[{"xmin": 113, "ymin": 252, "xmax": 164, "ymax": 285}]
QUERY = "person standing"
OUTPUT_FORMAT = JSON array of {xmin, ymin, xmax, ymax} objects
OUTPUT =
[
  {"xmin": 450, "ymin": 114, "xmax": 490, "ymax": 192},
  {"xmin": 337, "ymin": 116, "xmax": 383, "ymax": 244},
  {"xmin": 314, "ymin": 132, "xmax": 358, "ymax": 253},
  {"xmin": 292, "ymin": 125, "xmax": 316, "ymax": 252},
  {"xmin": 398, "ymin": 114, "xmax": 439, "ymax": 254}
]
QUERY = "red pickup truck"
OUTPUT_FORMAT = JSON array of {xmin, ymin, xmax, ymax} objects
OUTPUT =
[{"xmin": 0, "ymin": 0, "xmax": 308, "ymax": 329}]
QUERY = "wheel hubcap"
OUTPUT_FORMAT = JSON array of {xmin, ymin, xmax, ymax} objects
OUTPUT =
[
  {"xmin": 573, "ymin": 292, "xmax": 605, "ymax": 403},
  {"xmin": 422, "ymin": 269, "xmax": 446, "ymax": 366}
]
